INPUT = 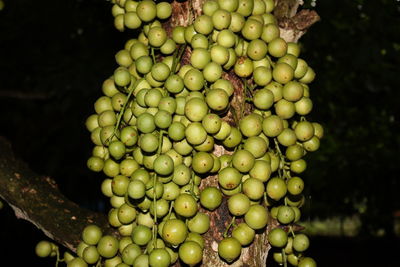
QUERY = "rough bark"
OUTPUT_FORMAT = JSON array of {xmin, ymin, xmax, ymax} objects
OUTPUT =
[
  {"xmin": 0, "ymin": 0, "xmax": 319, "ymax": 266},
  {"xmin": 0, "ymin": 136, "xmax": 118, "ymax": 253},
  {"xmin": 165, "ymin": 1, "xmax": 319, "ymax": 266}
]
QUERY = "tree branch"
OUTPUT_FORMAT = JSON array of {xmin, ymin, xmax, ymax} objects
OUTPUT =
[
  {"xmin": 0, "ymin": 136, "xmax": 117, "ymax": 253},
  {"xmin": 275, "ymin": 0, "xmax": 320, "ymax": 43}
]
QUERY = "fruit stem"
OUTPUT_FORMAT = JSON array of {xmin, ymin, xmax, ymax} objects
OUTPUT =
[
  {"xmin": 157, "ymin": 130, "xmax": 165, "ymax": 155},
  {"xmin": 263, "ymin": 192, "xmax": 269, "ymax": 207},
  {"xmin": 55, "ymin": 247, "xmax": 60, "ymax": 267},
  {"xmin": 282, "ymin": 248, "xmax": 288, "ymax": 267},
  {"xmin": 274, "ymin": 138, "xmax": 287, "ymax": 179},
  {"xmin": 190, "ymin": 171, "xmax": 196, "ymax": 197},
  {"xmin": 106, "ymin": 77, "xmax": 139, "ymax": 144},
  {"xmin": 241, "ymin": 78, "xmax": 249, "ymax": 118},
  {"xmin": 151, "ymin": 47, "xmax": 156, "ymax": 63},
  {"xmin": 166, "ymin": 200, "xmax": 174, "ymax": 221},
  {"xmin": 223, "ymin": 216, "xmax": 236, "ymax": 238},
  {"xmin": 171, "ymin": 44, "xmax": 187, "ymax": 76},
  {"xmin": 289, "ymin": 226, "xmax": 296, "ymax": 237},
  {"xmin": 152, "ymin": 172, "xmax": 158, "ymax": 248}
]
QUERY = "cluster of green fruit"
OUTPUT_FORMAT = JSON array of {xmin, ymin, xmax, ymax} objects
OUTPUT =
[{"xmin": 35, "ymin": 0, "xmax": 322, "ymax": 266}]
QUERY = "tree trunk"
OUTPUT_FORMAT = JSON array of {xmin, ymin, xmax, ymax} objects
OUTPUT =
[
  {"xmin": 166, "ymin": 1, "xmax": 319, "ymax": 266},
  {"xmin": 0, "ymin": 0, "xmax": 319, "ymax": 266}
]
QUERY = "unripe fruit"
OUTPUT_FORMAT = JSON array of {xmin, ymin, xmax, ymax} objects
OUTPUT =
[
  {"xmin": 218, "ymin": 237, "xmax": 242, "ymax": 263},
  {"xmin": 35, "ymin": 241, "xmax": 53, "ymax": 258}
]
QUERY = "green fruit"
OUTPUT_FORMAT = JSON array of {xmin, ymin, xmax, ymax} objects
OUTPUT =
[
  {"xmin": 151, "ymin": 62, "xmax": 170, "ymax": 81},
  {"xmin": 87, "ymin": 156, "xmax": 104, "ymax": 172},
  {"xmin": 121, "ymin": 243, "xmax": 141, "ymax": 265},
  {"xmin": 217, "ymin": 29, "xmax": 237, "ymax": 48},
  {"xmin": 190, "ymin": 48, "xmax": 211, "ymax": 70},
  {"xmin": 188, "ymin": 212, "xmax": 210, "ymax": 234},
  {"xmin": 149, "ymin": 248, "xmax": 171, "ymax": 267},
  {"xmin": 218, "ymin": 0, "xmax": 239, "ymax": 12},
  {"xmin": 83, "ymin": 246, "xmax": 100, "ymax": 264},
  {"xmin": 298, "ymin": 257, "xmax": 317, "ymax": 267},
  {"xmin": 118, "ymin": 203, "xmax": 137, "ymax": 224},
  {"xmin": 241, "ymin": 18, "xmax": 263, "ymax": 40},
  {"xmin": 234, "ymin": 56, "xmax": 253, "ymax": 77},
  {"xmin": 277, "ymin": 128, "xmax": 297, "ymax": 146},
  {"xmin": 244, "ymin": 204, "xmax": 269, "ymax": 229},
  {"xmin": 131, "ymin": 225, "xmax": 152, "ymax": 246},
  {"xmin": 153, "ymin": 154, "xmax": 174, "ymax": 176},
  {"xmin": 174, "ymin": 194, "xmax": 198, "ymax": 217},
  {"xmin": 194, "ymin": 14, "xmax": 214, "ymax": 35},
  {"xmin": 232, "ymin": 222, "xmax": 255, "ymax": 246},
  {"xmin": 253, "ymin": 66, "xmax": 272, "ymax": 86},
  {"xmin": 156, "ymin": 2, "xmax": 172, "ymax": 20},
  {"xmin": 303, "ymin": 136, "xmax": 320, "ymax": 152},
  {"xmin": 185, "ymin": 122, "xmax": 207, "ymax": 145},
  {"xmin": 275, "ymin": 99, "xmax": 295, "ymax": 119},
  {"xmin": 286, "ymin": 144, "xmax": 305, "ymax": 161},
  {"xmin": 67, "ymin": 258, "xmax": 88, "ymax": 267},
  {"xmin": 261, "ymin": 23, "xmax": 280, "ymax": 43},
  {"xmin": 247, "ymin": 39, "xmax": 268, "ymax": 60},
  {"xmin": 192, "ymin": 151, "xmax": 214, "ymax": 174},
  {"xmin": 228, "ymin": 193, "xmax": 251, "ymax": 216},
  {"xmin": 35, "ymin": 240, "xmax": 53, "ymax": 258},
  {"xmin": 128, "ymin": 178, "xmax": 145, "ymax": 198},
  {"xmin": 283, "ymin": 81, "xmax": 304, "ymax": 102},
  {"xmin": 206, "ymin": 88, "xmax": 229, "ymax": 111},
  {"xmin": 295, "ymin": 121, "xmax": 315, "ymax": 142},
  {"xmin": 277, "ymin": 205, "xmax": 295, "ymax": 224},
  {"xmin": 218, "ymin": 237, "xmax": 242, "ymax": 263},
  {"xmin": 200, "ymin": 186, "xmax": 223, "ymax": 210},
  {"xmin": 239, "ymin": 113, "xmax": 263, "ymax": 137},
  {"xmin": 268, "ymin": 228, "xmax": 288, "ymax": 248},
  {"xmin": 184, "ymin": 97, "xmax": 208, "ymax": 122},
  {"xmin": 212, "ymin": 9, "xmax": 231, "ymax": 30},
  {"xmin": 179, "ymin": 241, "xmax": 203, "ymax": 266},
  {"xmin": 293, "ymin": 233, "xmax": 310, "ymax": 252},
  {"xmin": 242, "ymin": 178, "xmax": 264, "ymax": 200},
  {"xmin": 262, "ymin": 115, "xmax": 283, "ymax": 137},
  {"xmin": 290, "ymin": 159, "xmax": 307, "ymax": 174},
  {"xmin": 210, "ymin": 45, "xmax": 230, "ymax": 65},
  {"xmin": 162, "ymin": 219, "xmax": 188, "ymax": 246},
  {"xmin": 237, "ymin": 0, "xmax": 254, "ymax": 16},
  {"xmin": 136, "ymin": 0, "xmax": 156, "ymax": 22},
  {"xmin": 266, "ymin": 177, "xmax": 287, "ymax": 201},
  {"xmin": 232, "ymin": 149, "xmax": 256, "ymax": 173},
  {"xmin": 312, "ymin": 122, "xmax": 324, "ymax": 139},
  {"xmin": 112, "ymin": 175, "xmax": 130, "ymax": 196},
  {"xmin": 249, "ymin": 160, "xmax": 271, "ymax": 182},
  {"xmin": 287, "ymin": 176, "xmax": 304, "ymax": 195},
  {"xmin": 272, "ymin": 62, "xmax": 294, "ymax": 84},
  {"xmin": 218, "ymin": 167, "xmax": 242, "ymax": 190},
  {"xmin": 243, "ymin": 136, "xmax": 268, "ymax": 158},
  {"xmin": 82, "ymin": 224, "xmax": 102, "ymax": 245},
  {"xmin": 97, "ymin": 235, "xmax": 119, "ymax": 258},
  {"xmin": 268, "ymin": 37, "xmax": 288, "ymax": 58},
  {"xmin": 222, "ymin": 127, "xmax": 243, "ymax": 148}
]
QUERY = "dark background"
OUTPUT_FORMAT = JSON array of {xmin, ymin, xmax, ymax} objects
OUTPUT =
[{"xmin": 0, "ymin": 0, "xmax": 399, "ymax": 266}]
